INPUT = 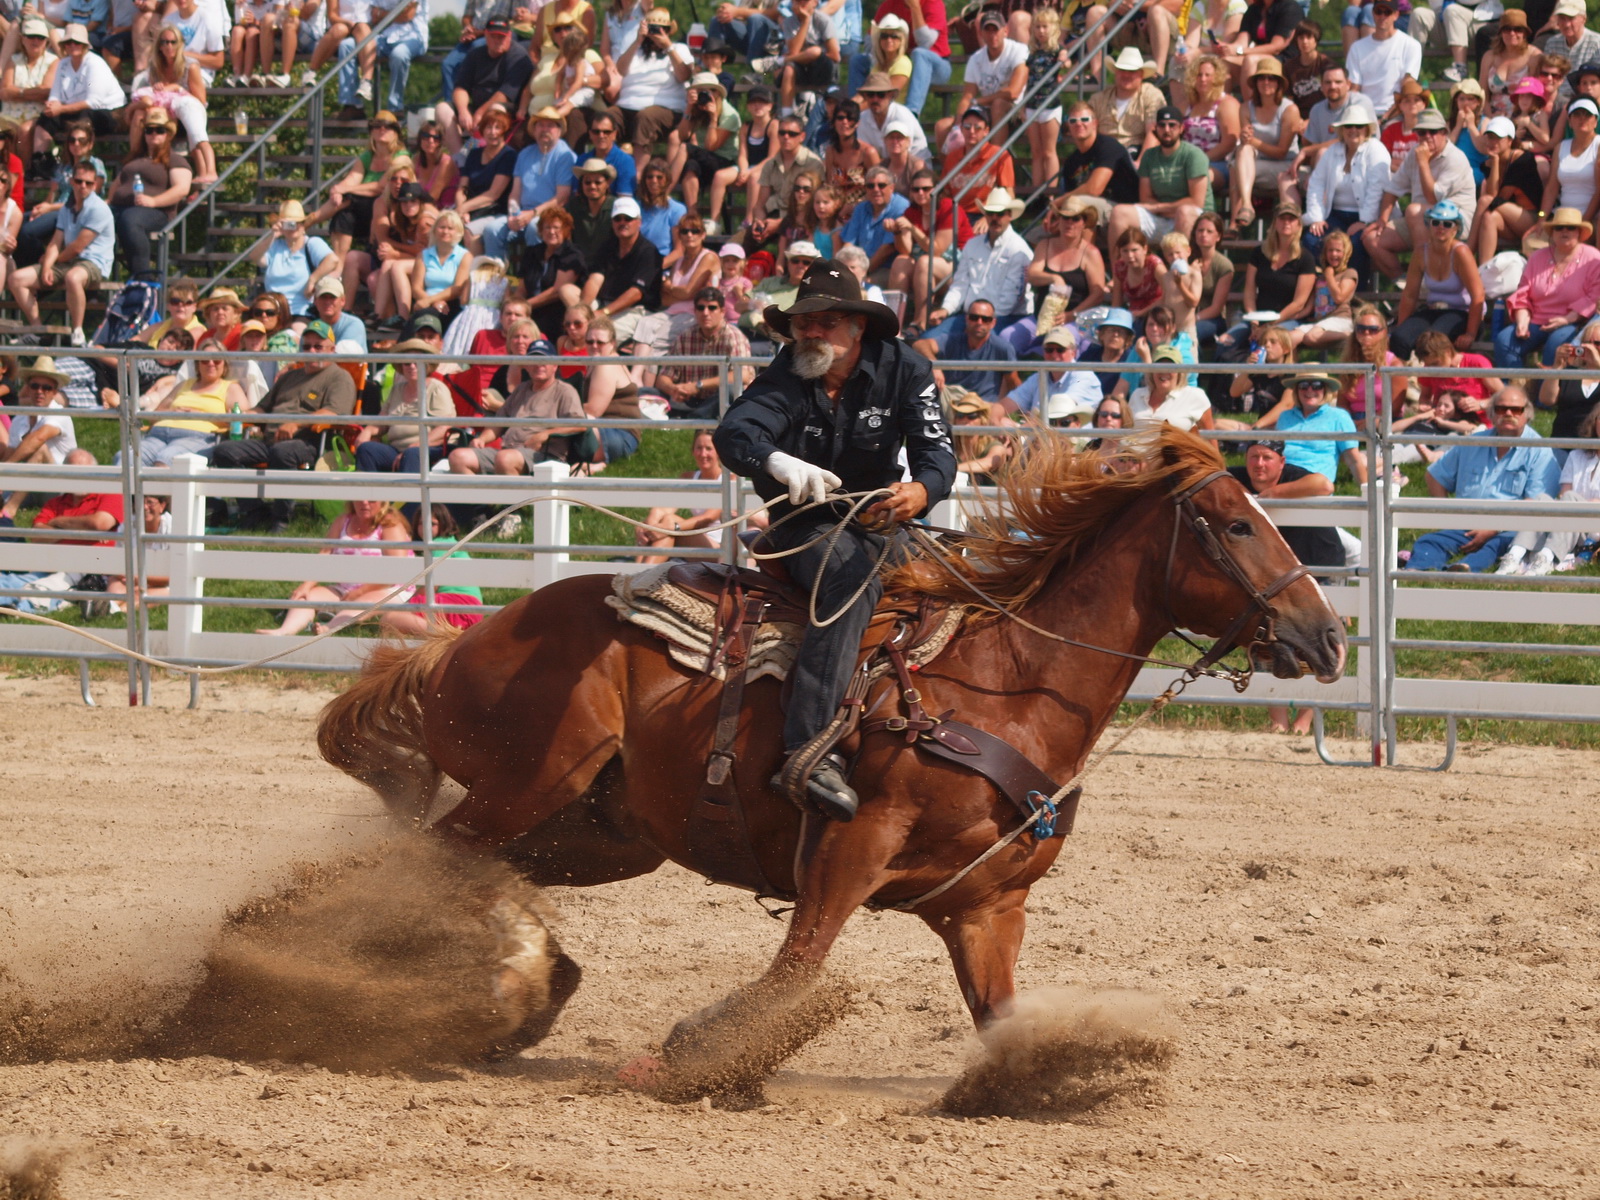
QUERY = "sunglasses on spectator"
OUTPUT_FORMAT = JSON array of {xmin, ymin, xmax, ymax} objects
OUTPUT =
[
  {"xmin": 198, "ymin": 356, "xmax": 225, "ymax": 365},
  {"xmin": 68, "ymin": 135, "xmax": 91, "ymax": 144},
  {"xmin": 778, "ymin": 128, "xmax": 803, "ymax": 137},
  {"xmin": 591, "ymin": 126, "xmax": 615, "ymax": 136},
  {"xmin": 563, "ymin": 318, "xmax": 586, "ymax": 327},
  {"xmin": 1493, "ymin": 404, "xmax": 1528, "ymax": 413},
  {"xmin": 417, "ymin": 130, "xmax": 441, "ymax": 141},
  {"xmin": 585, "ymin": 336, "xmax": 612, "ymax": 346},
  {"xmin": 70, "ymin": 177, "xmax": 96, "ymax": 186},
  {"xmin": 695, "ymin": 302, "xmax": 722, "ymax": 311},
  {"xmin": 793, "ymin": 183, "xmax": 814, "ymax": 192},
  {"xmin": 1355, "ymin": 324, "xmax": 1385, "ymax": 334},
  {"xmin": 171, "ymin": 298, "xmax": 198, "ymax": 307},
  {"xmin": 966, "ymin": 312, "xmax": 995, "ymax": 322},
  {"xmin": 23, "ymin": 380, "xmax": 55, "ymax": 391},
  {"xmin": 867, "ymin": 181, "xmax": 892, "ymax": 190},
  {"xmin": 1043, "ymin": 343, "xmax": 1069, "ymax": 355},
  {"xmin": 1427, "ymin": 218, "xmax": 1456, "ymax": 227},
  {"xmin": 1297, "ymin": 380, "xmax": 1327, "ymax": 389},
  {"xmin": 1065, "ymin": 116, "xmax": 1092, "ymax": 125}
]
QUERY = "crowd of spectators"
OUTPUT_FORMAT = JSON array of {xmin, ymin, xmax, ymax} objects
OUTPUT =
[{"xmin": 0, "ymin": 0, "xmax": 1598, "ymax": 589}]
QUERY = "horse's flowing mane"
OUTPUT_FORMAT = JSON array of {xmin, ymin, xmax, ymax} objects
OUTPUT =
[{"xmin": 891, "ymin": 425, "xmax": 1226, "ymax": 608}]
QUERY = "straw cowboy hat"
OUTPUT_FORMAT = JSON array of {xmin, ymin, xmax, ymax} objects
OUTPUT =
[
  {"xmin": 1248, "ymin": 58, "xmax": 1285, "ymax": 83},
  {"xmin": 644, "ymin": 7, "xmax": 677, "ymax": 34},
  {"xmin": 140, "ymin": 108, "xmax": 174, "ymax": 131},
  {"xmin": 979, "ymin": 186, "xmax": 1025, "ymax": 218},
  {"xmin": 573, "ymin": 156, "xmax": 617, "ymax": 179},
  {"xmin": 689, "ymin": 71, "xmax": 727, "ymax": 99},
  {"xmin": 277, "ymin": 198, "xmax": 308, "ymax": 223},
  {"xmin": 763, "ymin": 258, "xmax": 900, "ymax": 341},
  {"xmin": 1293, "ymin": 371, "xmax": 1342, "ymax": 392},
  {"xmin": 200, "ymin": 288, "xmax": 245, "ymax": 313},
  {"xmin": 1111, "ymin": 47, "xmax": 1158, "ymax": 78},
  {"xmin": 17, "ymin": 356, "xmax": 69, "ymax": 389},
  {"xmin": 1051, "ymin": 192, "xmax": 1100, "ymax": 227},
  {"xmin": 1525, "ymin": 205, "xmax": 1596, "ymax": 251}
]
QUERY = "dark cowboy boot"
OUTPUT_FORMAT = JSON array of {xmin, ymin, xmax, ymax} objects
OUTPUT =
[{"xmin": 772, "ymin": 752, "xmax": 857, "ymax": 822}]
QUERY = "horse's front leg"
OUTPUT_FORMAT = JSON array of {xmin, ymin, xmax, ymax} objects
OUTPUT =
[{"xmin": 925, "ymin": 889, "xmax": 1029, "ymax": 1029}]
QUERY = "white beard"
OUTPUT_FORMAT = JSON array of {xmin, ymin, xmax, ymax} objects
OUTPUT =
[{"xmin": 792, "ymin": 338, "xmax": 836, "ymax": 379}]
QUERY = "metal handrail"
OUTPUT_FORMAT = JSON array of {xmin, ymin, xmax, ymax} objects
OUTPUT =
[
  {"xmin": 920, "ymin": 2, "xmax": 1143, "ymax": 319},
  {"xmin": 154, "ymin": 0, "xmax": 411, "ymax": 294}
]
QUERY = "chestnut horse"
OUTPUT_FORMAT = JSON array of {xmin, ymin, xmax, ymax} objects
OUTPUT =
[{"xmin": 318, "ymin": 428, "xmax": 1345, "ymax": 1094}]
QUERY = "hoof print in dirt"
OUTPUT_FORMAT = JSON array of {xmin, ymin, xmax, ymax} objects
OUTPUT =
[
  {"xmin": 939, "ymin": 986, "xmax": 1177, "ymax": 1119},
  {"xmin": 154, "ymin": 839, "xmax": 576, "ymax": 1072}
]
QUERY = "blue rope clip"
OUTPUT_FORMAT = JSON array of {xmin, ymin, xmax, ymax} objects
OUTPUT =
[{"xmin": 1025, "ymin": 790, "xmax": 1059, "ymax": 840}]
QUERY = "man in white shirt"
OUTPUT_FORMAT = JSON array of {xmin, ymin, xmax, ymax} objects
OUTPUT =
[
  {"xmin": 1343, "ymin": 0, "xmax": 1420, "ymax": 118},
  {"xmin": 41, "ymin": 24, "xmax": 124, "ymax": 135},
  {"xmin": 918, "ymin": 186, "xmax": 1032, "ymax": 344},
  {"xmin": 933, "ymin": 10, "xmax": 1025, "ymax": 151},
  {"xmin": 1362, "ymin": 107, "xmax": 1476, "ymax": 281},
  {"xmin": 998, "ymin": 327, "xmax": 1103, "ymax": 422},
  {"xmin": 855, "ymin": 71, "xmax": 928, "ymax": 160}
]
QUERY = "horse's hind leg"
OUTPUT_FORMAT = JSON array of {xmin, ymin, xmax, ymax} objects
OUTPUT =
[{"xmin": 923, "ymin": 890, "xmax": 1028, "ymax": 1029}]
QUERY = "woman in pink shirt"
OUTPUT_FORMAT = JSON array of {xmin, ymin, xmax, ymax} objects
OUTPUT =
[{"xmin": 1496, "ymin": 207, "xmax": 1600, "ymax": 367}]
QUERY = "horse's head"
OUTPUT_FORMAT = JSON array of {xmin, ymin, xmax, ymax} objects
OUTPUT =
[{"xmin": 1163, "ymin": 468, "xmax": 1346, "ymax": 684}]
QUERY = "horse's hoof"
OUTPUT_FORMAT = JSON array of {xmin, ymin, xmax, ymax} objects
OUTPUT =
[{"xmin": 617, "ymin": 1054, "xmax": 665, "ymax": 1092}]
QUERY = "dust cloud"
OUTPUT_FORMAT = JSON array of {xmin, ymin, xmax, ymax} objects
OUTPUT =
[{"xmin": 0, "ymin": 1137, "xmax": 70, "ymax": 1200}]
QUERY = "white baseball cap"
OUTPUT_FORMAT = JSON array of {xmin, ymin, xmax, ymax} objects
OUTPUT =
[
  {"xmin": 1485, "ymin": 115, "xmax": 1516, "ymax": 138},
  {"xmin": 787, "ymin": 241, "xmax": 822, "ymax": 259},
  {"xmin": 883, "ymin": 118, "xmax": 918, "ymax": 140}
]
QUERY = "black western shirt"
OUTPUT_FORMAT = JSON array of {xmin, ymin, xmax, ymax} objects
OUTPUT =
[{"xmin": 714, "ymin": 334, "xmax": 957, "ymax": 523}]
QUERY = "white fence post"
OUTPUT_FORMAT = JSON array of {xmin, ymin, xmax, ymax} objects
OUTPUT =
[
  {"xmin": 529, "ymin": 460, "xmax": 570, "ymax": 592},
  {"xmin": 166, "ymin": 454, "xmax": 207, "ymax": 661}
]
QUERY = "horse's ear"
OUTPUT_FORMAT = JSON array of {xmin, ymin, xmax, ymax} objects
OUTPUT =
[{"xmin": 1157, "ymin": 423, "xmax": 1186, "ymax": 468}]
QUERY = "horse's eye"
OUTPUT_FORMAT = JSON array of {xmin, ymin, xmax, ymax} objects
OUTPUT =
[{"xmin": 1228, "ymin": 520, "xmax": 1253, "ymax": 538}]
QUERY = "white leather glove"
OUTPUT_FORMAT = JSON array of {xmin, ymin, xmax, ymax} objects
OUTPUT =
[{"xmin": 764, "ymin": 451, "xmax": 841, "ymax": 506}]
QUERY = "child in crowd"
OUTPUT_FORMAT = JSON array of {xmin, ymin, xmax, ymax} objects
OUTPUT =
[
  {"xmin": 806, "ymin": 183, "xmax": 845, "ymax": 259},
  {"xmin": 697, "ymin": 36, "xmax": 735, "ymax": 94},
  {"xmin": 1155, "ymin": 231, "xmax": 1201, "ymax": 344},
  {"xmin": 1289, "ymin": 230, "xmax": 1359, "ymax": 350},
  {"xmin": 1510, "ymin": 77, "xmax": 1550, "ymax": 153},
  {"xmin": 1023, "ymin": 8, "xmax": 1068, "ymax": 195},
  {"xmin": 1230, "ymin": 325, "xmax": 1295, "ymax": 415},
  {"xmin": 1110, "ymin": 229, "xmax": 1165, "ymax": 326},
  {"xmin": 733, "ymin": 86, "xmax": 777, "ymax": 205},
  {"xmin": 1391, "ymin": 388, "xmax": 1478, "ymax": 464},
  {"xmin": 716, "ymin": 241, "xmax": 753, "ymax": 321},
  {"xmin": 1136, "ymin": 304, "xmax": 1198, "ymax": 386},
  {"xmin": 231, "ymin": 0, "xmax": 288, "ymax": 85},
  {"xmin": 550, "ymin": 28, "xmax": 603, "ymax": 142}
]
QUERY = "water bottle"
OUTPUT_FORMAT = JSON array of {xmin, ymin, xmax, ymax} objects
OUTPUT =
[
  {"xmin": 506, "ymin": 195, "xmax": 520, "ymax": 226},
  {"xmin": 132, "ymin": 173, "xmax": 144, "ymax": 197},
  {"xmin": 229, "ymin": 401, "xmax": 243, "ymax": 439}
]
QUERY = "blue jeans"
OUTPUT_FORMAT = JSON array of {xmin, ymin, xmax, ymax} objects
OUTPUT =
[
  {"xmin": 0, "ymin": 571, "xmax": 49, "ymax": 613},
  {"xmin": 477, "ymin": 214, "xmax": 514, "ymax": 262},
  {"xmin": 1408, "ymin": 528, "xmax": 1515, "ymax": 572},
  {"xmin": 904, "ymin": 46, "xmax": 951, "ymax": 116},
  {"xmin": 1493, "ymin": 320, "xmax": 1583, "ymax": 369},
  {"xmin": 441, "ymin": 36, "xmax": 482, "ymax": 97},
  {"xmin": 709, "ymin": 13, "xmax": 777, "ymax": 61},
  {"xmin": 600, "ymin": 427, "xmax": 639, "ymax": 463},
  {"xmin": 1195, "ymin": 315, "xmax": 1228, "ymax": 346},
  {"xmin": 114, "ymin": 426, "xmax": 219, "ymax": 467},
  {"xmin": 355, "ymin": 441, "xmax": 443, "ymax": 473},
  {"xmin": 377, "ymin": 28, "xmax": 426, "ymax": 111}
]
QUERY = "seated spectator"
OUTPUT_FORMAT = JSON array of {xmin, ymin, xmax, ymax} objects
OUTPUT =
[
  {"xmin": 661, "ymin": 213, "xmax": 719, "ymax": 332},
  {"xmin": 836, "ymin": 244, "xmax": 886, "ymax": 306},
  {"xmin": 578, "ymin": 194, "xmax": 662, "ymax": 346},
  {"xmin": 770, "ymin": 0, "xmax": 841, "ymax": 116},
  {"xmin": 554, "ymin": 302, "xmax": 592, "ymax": 390},
  {"xmin": 1258, "ymin": 371, "xmax": 1367, "ymax": 486},
  {"xmin": 583, "ymin": 112, "xmax": 638, "ymax": 197},
  {"xmin": 849, "ymin": 15, "xmax": 910, "ymax": 102},
  {"xmin": 656, "ymin": 285, "xmax": 754, "ymax": 418},
  {"xmin": 1059, "ymin": 103, "xmax": 1141, "ymax": 226},
  {"xmin": 16, "ymin": 120, "xmax": 102, "ymax": 269},
  {"xmin": 799, "ymin": 182, "xmax": 845, "ymax": 260},
  {"xmin": 997, "ymin": 326, "xmax": 1101, "ymax": 422},
  {"xmin": 378, "ymin": 507, "xmax": 485, "ymax": 635},
  {"xmin": 1300, "ymin": 108, "xmax": 1385, "ymax": 264},
  {"xmin": 1331, "ymin": 302, "xmax": 1408, "ymax": 427},
  {"xmin": 1227, "ymin": 320, "xmax": 1294, "ymax": 414},
  {"xmin": 580, "ymin": 315, "xmax": 644, "ymax": 464},
  {"xmin": 96, "ymin": 494, "xmax": 172, "ymax": 617},
  {"xmin": 456, "ymin": 105, "xmax": 516, "ymax": 254},
  {"xmin": 1232, "ymin": 58, "xmax": 1304, "ymax": 232},
  {"xmin": 744, "ymin": 240, "xmax": 817, "ymax": 337},
  {"xmin": 311, "ymin": 277, "xmax": 367, "ymax": 350},
  {"xmin": 40, "ymin": 25, "xmax": 123, "ymax": 138},
  {"xmin": 132, "ymin": 23, "xmax": 215, "ymax": 184},
  {"xmin": 1473, "ymin": 116, "xmax": 1542, "ymax": 259},
  {"xmin": 1015, "ymin": 195, "xmax": 1106, "ymax": 346},
  {"xmin": 667, "ymin": 72, "xmax": 739, "ymax": 233},
  {"xmin": 210, "ymin": 320, "xmax": 358, "ymax": 530},
  {"xmin": 1153, "ymin": 234, "xmax": 1202, "ymax": 348},
  {"xmin": 912, "ymin": 299, "xmax": 1019, "ymax": 405},
  {"xmin": 366, "ymin": 181, "xmax": 437, "ymax": 323},
  {"xmin": 246, "ymin": 291, "xmax": 298, "ymax": 384},
  {"xmin": 250, "ymin": 199, "xmax": 338, "ymax": 320},
  {"xmin": 1409, "ymin": 0, "xmax": 1496, "ymax": 88},
  {"xmin": 353, "ymin": 339, "xmax": 453, "ymax": 474},
  {"xmin": 104, "ymin": 109, "xmax": 193, "ymax": 281},
  {"xmin": 744, "ymin": 114, "xmax": 821, "ymax": 247},
  {"xmin": 409, "ymin": 124, "xmax": 460, "ymax": 213},
  {"xmin": 0, "ymin": 447, "xmax": 121, "ymax": 613},
  {"xmin": 1108, "ymin": 105, "xmax": 1210, "ymax": 251},
  {"xmin": 1478, "ymin": 10, "xmax": 1537, "ymax": 117},
  {"xmin": 1109, "ymin": 228, "xmax": 1165, "ymax": 325},
  {"xmin": 1172, "ymin": 55, "xmax": 1240, "ymax": 201},
  {"xmin": 565, "ymin": 155, "xmax": 617, "ymax": 265},
  {"xmin": 944, "ymin": 388, "xmax": 1012, "ymax": 483},
  {"xmin": 1190, "ymin": 210, "xmax": 1235, "ymax": 346},
  {"xmin": 1135, "ymin": 303, "xmax": 1198, "ymax": 382},
  {"xmin": 313, "ymin": 111, "xmax": 406, "ymax": 262},
  {"xmin": 637, "ymin": 156, "xmax": 685, "ymax": 258},
  {"xmin": 4, "ymin": 21, "xmax": 60, "ymax": 171},
  {"xmin": 1391, "ymin": 199, "xmax": 1484, "ymax": 358},
  {"xmin": 1391, "ymin": 388, "xmax": 1479, "ymax": 464},
  {"xmin": 442, "ymin": 254, "xmax": 512, "ymax": 359},
  {"xmin": 1286, "ymin": 65, "xmax": 1378, "ymax": 205},
  {"xmin": 546, "ymin": 22, "xmax": 604, "ymax": 148},
  {"xmin": 524, "ymin": 206, "xmax": 585, "ymax": 339},
  {"xmin": 7, "ymin": 159, "xmax": 110, "ymax": 347},
  {"xmin": 716, "ymin": 241, "xmax": 753, "ymax": 321},
  {"xmin": 199, "ymin": 286, "xmax": 245, "ymax": 350},
  {"xmin": 1409, "ymin": 386, "xmax": 1561, "ymax": 573},
  {"xmin": 636, "ymin": 429, "xmax": 755, "ymax": 562},
  {"xmin": 1538, "ymin": 323, "xmax": 1600, "ymax": 441},
  {"xmin": 446, "ymin": 341, "xmax": 587, "ymax": 476},
  {"xmin": 851, "ymin": 0, "xmax": 948, "ymax": 117},
  {"xmin": 602, "ymin": 8, "xmax": 692, "ymax": 173},
  {"xmin": 0, "ymin": 167, "xmax": 19, "ymax": 299},
  {"xmin": 434, "ymin": 18, "xmax": 532, "ymax": 156},
  {"xmin": 1288, "ymin": 229, "xmax": 1359, "ymax": 351},
  {"xmin": 256, "ymin": 499, "xmax": 415, "ymax": 636},
  {"xmin": 878, "ymin": 119, "xmax": 926, "ymax": 198},
  {"xmin": 142, "ymin": 277, "xmax": 204, "ymax": 346},
  {"xmin": 705, "ymin": 0, "xmax": 776, "ymax": 72},
  {"xmin": 1363, "ymin": 109, "xmax": 1478, "ymax": 284},
  {"xmin": 1502, "ymin": 400, "xmax": 1600, "ymax": 573},
  {"xmin": 1495, "ymin": 207, "xmax": 1600, "ymax": 368},
  {"xmin": 1281, "ymin": 20, "xmax": 1333, "ymax": 118},
  {"xmin": 2, "ymin": 356, "xmax": 77, "ymax": 476},
  {"xmin": 885, "ymin": 168, "xmax": 970, "ymax": 332},
  {"xmin": 1344, "ymin": 0, "xmax": 1420, "ymax": 110},
  {"xmin": 1087, "ymin": 47, "xmax": 1163, "ymax": 157},
  {"xmin": 941, "ymin": 106, "xmax": 1015, "ymax": 225},
  {"xmin": 121, "ymin": 326, "xmax": 192, "ymax": 410},
  {"xmin": 918, "ymin": 186, "xmax": 1030, "ymax": 346},
  {"xmin": 1084, "ymin": 394, "xmax": 1131, "ymax": 445},
  {"xmin": 495, "ymin": 106, "xmax": 576, "ymax": 265},
  {"xmin": 1227, "ymin": 437, "xmax": 1341, "ymax": 733},
  {"xmin": 1127, "ymin": 346, "xmax": 1213, "ymax": 429},
  {"xmin": 410, "ymin": 209, "xmax": 471, "ymax": 323},
  {"xmin": 821, "ymin": 99, "xmax": 878, "ymax": 216},
  {"xmin": 1217, "ymin": 204, "xmax": 1315, "ymax": 348},
  {"xmin": 341, "ymin": 0, "xmax": 427, "ymax": 120},
  {"xmin": 933, "ymin": 10, "xmax": 1024, "ymax": 152},
  {"xmin": 1017, "ymin": 9, "xmax": 1069, "ymax": 195},
  {"xmin": 856, "ymin": 70, "xmax": 927, "ymax": 166},
  {"xmin": 1080, "ymin": 306, "xmax": 1140, "ymax": 398},
  {"xmin": 129, "ymin": 336, "xmax": 246, "ymax": 466}
]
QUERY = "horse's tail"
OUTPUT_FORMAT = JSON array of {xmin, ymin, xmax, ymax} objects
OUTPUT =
[{"xmin": 317, "ymin": 630, "xmax": 461, "ymax": 822}]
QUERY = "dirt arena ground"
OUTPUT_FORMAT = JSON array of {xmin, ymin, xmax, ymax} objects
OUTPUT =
[{"xmin": 2, "ymin": 673, "xmax": 1598, "ymax": 1199}]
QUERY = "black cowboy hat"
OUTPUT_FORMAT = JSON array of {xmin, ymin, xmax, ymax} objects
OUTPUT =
[{"xmin": 763, "ymin": 258, "xmax": 900, "ymax": 341}]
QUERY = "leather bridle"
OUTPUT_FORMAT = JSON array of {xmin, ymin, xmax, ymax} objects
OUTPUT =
[{"xmin": 1162, "ymin": 469, "xmax": 1313, "ymax": 687}]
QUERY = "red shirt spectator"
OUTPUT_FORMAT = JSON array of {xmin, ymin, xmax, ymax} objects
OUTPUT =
[
  {"xmin": 1417, "ymin": 350, "xmax": 1497, "ymax": 421},
  {"xmin": 37, "ymin": 489, "xmax": 126, "ymax": 547},
  {"xmin": 908, "ymin": 193, "xmax": 974, "ymax": 250}
]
